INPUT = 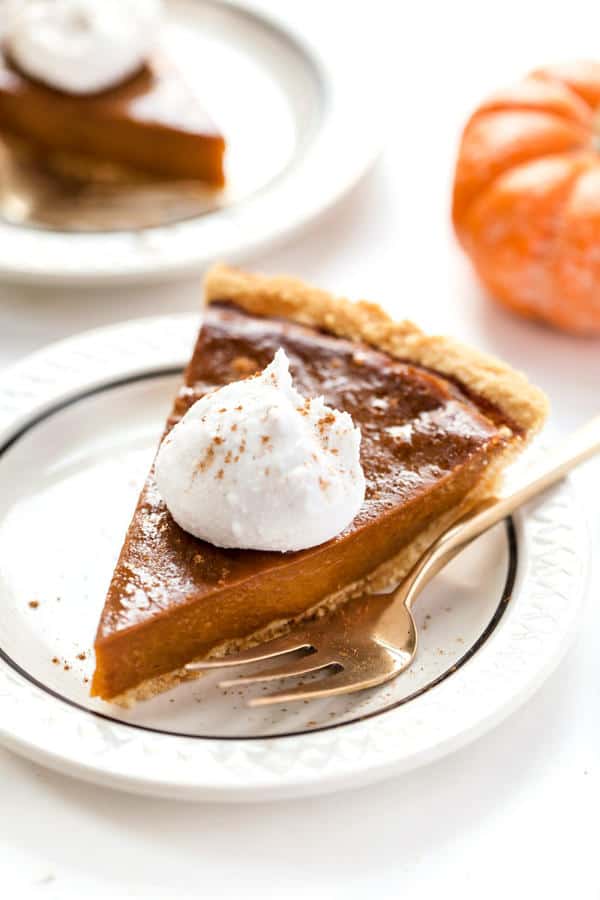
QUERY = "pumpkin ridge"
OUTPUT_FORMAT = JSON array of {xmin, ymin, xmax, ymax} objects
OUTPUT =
[
  {"xmin": 470, "ymin": 77, "xmax": 593, "ymax": 129},
  {"xmin": 463, "ymin": 153, "xmax": 589, "ymax": 320},
  {"xmin": 453, "ymin": 109, "xmax": 588, "ymax": 235},
  {"xmin": 534, "ymin": 61, "xmax": 600, "ymax": 111}
]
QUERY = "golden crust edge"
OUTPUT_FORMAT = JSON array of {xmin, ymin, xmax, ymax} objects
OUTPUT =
[
  {"xmin": 203, "ymin": 263, "xmax": 549, "ymax": 437},
  {"xmin": 108, "ymin": 450, "xmax": 512, "ymax": 708}
]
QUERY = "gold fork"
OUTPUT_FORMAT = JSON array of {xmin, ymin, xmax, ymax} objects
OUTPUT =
[{"xmin": 186, "ymin": 416, "xmax": 600, "ymax": 707}]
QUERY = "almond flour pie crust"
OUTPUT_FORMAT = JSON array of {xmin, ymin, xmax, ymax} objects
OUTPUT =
[{"xmin": 91, "ymin": 265, "xmax": 548, "ymax": 705}]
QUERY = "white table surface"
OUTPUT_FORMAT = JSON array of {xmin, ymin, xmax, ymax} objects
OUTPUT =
[{"xmin": 1, "ymin": 2, "xmax": 599, "ymax": 897}]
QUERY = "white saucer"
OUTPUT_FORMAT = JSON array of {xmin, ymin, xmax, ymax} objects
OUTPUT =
[
  {"xmin": 0, "ymin": 0, "xmax": 382, "ymax": 285},
  {"xmin": 0, "ymin": 316, "xmax": 589, "ymax": 800}
]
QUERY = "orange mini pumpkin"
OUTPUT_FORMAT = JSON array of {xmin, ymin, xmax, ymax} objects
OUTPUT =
[{"xmin": 453, "ymin": 61, "xmax": 600, "ymax": 335}]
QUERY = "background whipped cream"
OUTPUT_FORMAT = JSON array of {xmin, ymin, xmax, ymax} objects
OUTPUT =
[
  {"xmin": 3, "ymin": 0, "xmax": 162, "ymax": 95},
  {"xmin": 156, "ymin": 349, "xmax": 366, "ymax": 552}
]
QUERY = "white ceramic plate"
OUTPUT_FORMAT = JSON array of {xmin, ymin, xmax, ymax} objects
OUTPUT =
[
  {"xmin": 0, "ymin": 316, "xmax": 589, "ymax": 801},
  {"xmin": 0, "ymin": 0, "xmax": 382, "ymax": 285}
]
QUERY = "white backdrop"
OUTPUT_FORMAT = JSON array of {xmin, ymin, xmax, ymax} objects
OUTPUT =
[{"xmin": 0, "ymin": 1, "xmax": 598, "ymax": 897}]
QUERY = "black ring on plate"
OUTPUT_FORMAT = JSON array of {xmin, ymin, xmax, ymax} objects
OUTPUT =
[{"xmin": 0, "ymin": 371, "xmax": 518, "ymax": 741}]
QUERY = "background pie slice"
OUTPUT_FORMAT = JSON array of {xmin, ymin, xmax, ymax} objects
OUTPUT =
[
  {"xmin": 91, "ymin": 265, "xmax": 548, "ymax": 704},
  {"xmin": 0, "ymin": 53, "xmax": 225, "ymax": 184}
]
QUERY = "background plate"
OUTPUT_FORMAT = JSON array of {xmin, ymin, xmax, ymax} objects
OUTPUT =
[
  {"xmin": 0, "ymin": 316, "xmax": 589, "ymax": 800},
  {"xmin": 0, "ymin": 0, "xmax": 382, "ymax": 285}
]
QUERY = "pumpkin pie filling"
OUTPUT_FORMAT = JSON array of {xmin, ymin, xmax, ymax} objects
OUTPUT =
[{"xmin": 91, "ymin": 278, "xmax": 546, "ymax": 703}]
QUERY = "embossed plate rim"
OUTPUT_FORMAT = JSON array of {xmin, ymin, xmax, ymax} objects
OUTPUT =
[{"xmin": 0, "ymin": 315, "xmax": 589, "ymax": 801}]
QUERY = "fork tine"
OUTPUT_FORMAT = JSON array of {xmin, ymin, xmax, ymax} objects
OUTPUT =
[
  {"xmin": 247, "ymin": 665, "xmax": 391, "ymax": 707},
  {"xmin": 218, "ymin": 654, "xmax": 333, "ymax": 688},
  {"xmin": 184, "ymin": 634, "xmax": 313, "ymax": 672}
]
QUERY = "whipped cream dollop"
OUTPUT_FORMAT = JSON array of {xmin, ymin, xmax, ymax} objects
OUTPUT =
[
  {"xmin": 156, "ymin": 349, "xmax": 366, "ymax": 552},
  {"xmin": 3, "ymin": 0, "xmax": 162, "ymax": 95}
]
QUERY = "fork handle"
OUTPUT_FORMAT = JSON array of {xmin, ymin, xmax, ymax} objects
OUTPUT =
[{"xmin": 403, "ymin": 415, "xmax": 600, "ymax": 608}]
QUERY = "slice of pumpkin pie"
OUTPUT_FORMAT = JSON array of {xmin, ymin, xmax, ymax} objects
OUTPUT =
[{"xmin": 91, "ymin": 265, "xmax": 547, "ymax": 703}]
